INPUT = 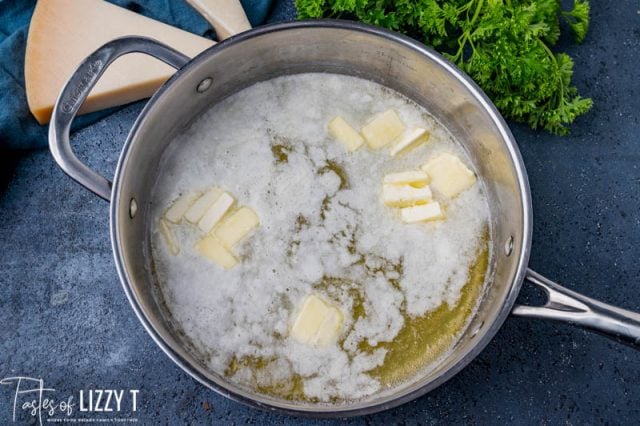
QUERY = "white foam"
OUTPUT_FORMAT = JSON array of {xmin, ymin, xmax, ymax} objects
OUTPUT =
[{"xmin": 149, "ymin": 73, "xmax": 489, "ymax": 402}]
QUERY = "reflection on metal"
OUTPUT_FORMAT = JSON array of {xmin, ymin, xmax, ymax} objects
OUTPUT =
[{"xmin": 513, "ymin": 269, "xmax": 640, "ymax": 348}]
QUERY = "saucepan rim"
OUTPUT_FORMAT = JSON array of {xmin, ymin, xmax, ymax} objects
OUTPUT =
[{"xmin": 108, "ymin": 20, "xmax": 532, "ymax": 417}]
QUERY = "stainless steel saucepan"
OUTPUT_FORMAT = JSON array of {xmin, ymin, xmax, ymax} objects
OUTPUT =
[{"xmin": 49, "ymin": 20, "xmax": 640, "ymax": 417}]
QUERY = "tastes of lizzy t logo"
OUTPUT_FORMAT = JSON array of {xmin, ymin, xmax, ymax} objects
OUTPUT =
[{"xmin": 0, "ymin": 376, "xmax": 139, "ymax": 424}]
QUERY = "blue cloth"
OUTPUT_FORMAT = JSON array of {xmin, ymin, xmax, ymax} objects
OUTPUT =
[{"xmin": 0, "ymin": 0, "xmax": 273, "ymax": 151}]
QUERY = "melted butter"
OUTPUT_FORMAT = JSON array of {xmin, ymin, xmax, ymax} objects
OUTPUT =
[
  {"xmin": 318, "ymin": 160, "xmax": 349, "ymax": 190},
  {"xmin": 221, "ymin": 238, "xmax": 489, "ymax": 402},
  {"xmin": 225, "ymin": 356, "xmax": 308, "ymax": 401},
  {"xmin": 370, "ymin": 242, "xmax": 488, "ymax": 385},
  {"xmin": 151, "ymin": 73, "xmax": 491, "ymax": 403}
]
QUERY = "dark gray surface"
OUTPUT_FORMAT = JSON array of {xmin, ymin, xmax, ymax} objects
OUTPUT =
[{"xmin": 1, "ymin": 1, "xmax": 639, "ymax": 424}]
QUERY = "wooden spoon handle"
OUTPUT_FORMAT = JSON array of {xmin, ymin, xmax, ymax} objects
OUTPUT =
[{"xmin": 185, "ymin": 0, "xmax": 252, "ymax": 40}]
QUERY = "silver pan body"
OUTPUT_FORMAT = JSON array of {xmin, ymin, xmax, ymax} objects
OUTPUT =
[{"xmin": 109, "ymin": 21, "xmax": 531, "ymax": 416}]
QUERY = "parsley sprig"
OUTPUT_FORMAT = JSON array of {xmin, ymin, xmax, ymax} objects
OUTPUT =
[{"xmin": 296, "ymin": 0, "xmax": 592, "ymax": 135}]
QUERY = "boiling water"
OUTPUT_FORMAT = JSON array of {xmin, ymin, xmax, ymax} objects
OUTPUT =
[{"xmin": 149, "ymin": 73, "xmax": 490, "ymax": 403}]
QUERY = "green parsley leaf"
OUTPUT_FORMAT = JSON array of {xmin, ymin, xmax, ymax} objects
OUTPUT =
[
  {"xmin": 562, "ymin": 0, "xmax": 590, "ymax": 43},
  {"xmin": 294, "ymin": 0, "xmax": 592, "ymax": 135}
]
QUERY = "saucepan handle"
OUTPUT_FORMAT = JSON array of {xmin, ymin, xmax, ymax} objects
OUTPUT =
[
  {"xmin": 512, "ymin": 268, "xmax": 640, "ymax": 349},
  {"xmin": 49, "ymin": 37, "xmax": 190, "ymax": 202}
]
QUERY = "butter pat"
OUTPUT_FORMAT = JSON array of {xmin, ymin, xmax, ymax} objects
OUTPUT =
[
  {"xmin": 383, "ymin": 170, "xmax": 430, "ymax": 187},
  {"xmin": 158, "ymin": 219, "xmax": 180, "ymax": 255},
  {"xmin": 291, "ymin": 295, "xmax": 344, "ymax": 346},
  {"xmin": 164, "ymin": 192, "xmax": 198, "ymax": 223},
  {"xmin": 400, "ymin": 202, "xmax": 445, "ymax": 223},
  {"xmin": 382, "ymin": 184, "xmax": 432, "ymax": 207},
  {"xmin": 214, "ymin": 206, "xmax": 260, "ymax": 248},
  {"xmin": 198, "ymin": 192, "xmax": 235, "ymax": 233},
  {"xmin": 184, "ymin": 187, "xmax": 222, "ymax": 224},
  {"xmin": 361, "ymin": 109, "xmax": 405, "ymax": 150},
  {"xmin": 389, "ymin": 128, "xmax": 429, "ymax": 157},
  {"xmin": 195, "ymin": 236, "xmax": 237, "ymax": 269},
  {"xmin": 422, "ymin": 153, "xmax": 476, "ymax": 198},
  {"xmin": 328, "ymin": 116, "xmax": 364, "ymax": 151}
]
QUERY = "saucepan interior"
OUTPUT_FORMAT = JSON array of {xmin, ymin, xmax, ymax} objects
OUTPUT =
[{"xmin": 110, "ymin": 21, "xmax": 531, "ymax": 416}]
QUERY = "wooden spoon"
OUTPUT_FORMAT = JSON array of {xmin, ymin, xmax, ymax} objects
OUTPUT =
[{"xmin": 185, "ymin": 0, "xmax": 251, "ymax": 40}]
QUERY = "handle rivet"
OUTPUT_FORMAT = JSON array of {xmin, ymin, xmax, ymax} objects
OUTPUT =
[
  {"xmin": 129, "ymin": 198, "xmax": 138, "ymax": 219},
  {"xmin": 504, "ymin": 236, "xmax": 513, "ymax": 256},
  {"xmin": 197, "ymin": 77, "xmax": 213, "ymax": 93}
]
